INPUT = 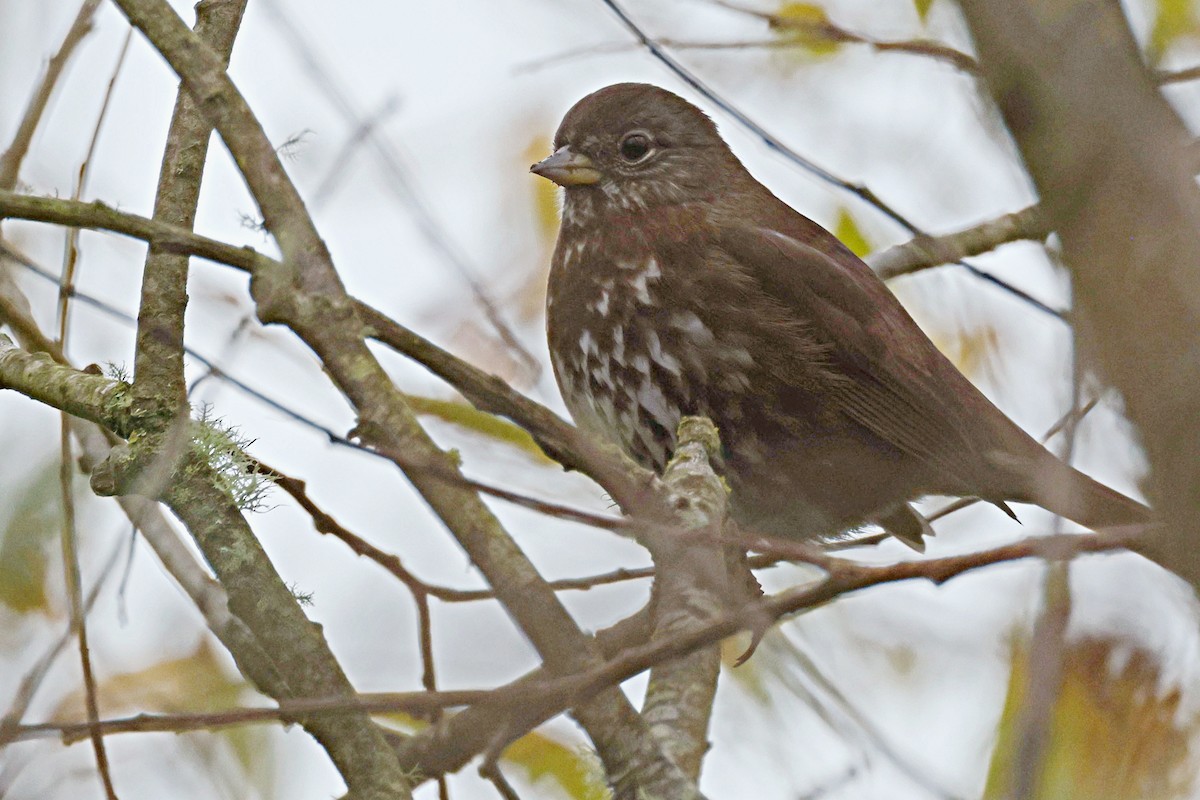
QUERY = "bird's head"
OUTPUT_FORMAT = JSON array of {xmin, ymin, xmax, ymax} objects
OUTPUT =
[{"xmin": 531, "ymin": 83, "xmax": 743, "ymax": 223}]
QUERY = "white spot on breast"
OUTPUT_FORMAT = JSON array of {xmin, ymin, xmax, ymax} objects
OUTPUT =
[
  {"xmin": 671, "ymin": 311, "xmax": 714, "ymax": 345},
  {"xmin": 590, "ymin": 289, "xmax": 611, "ymax": 317},
  {"xmin": 646, "ymin": 331, "xmax": 682, "ymax": 376},
  {"xmin": 611, "ymin": 326, "xmax": 625, "ymax": 363},
  {"xmin": 590, "ymin": 356, "xmax": 612, "ymax": 389},
  {"xmin": 579, "ymin": 329, "xmax": 597, "ymax": 357},
  {"xmin": 629, "ymin": 258, "xmax": 662, "ymax": 304},
  {"xmin": 550, "ymin": 351, "xmax": 571, "ymax": 388},
  {"xmin": 640, "ymin": 377, "xmax": 678, "ymax": 430},
  {"xmin": 723, "ymin": 346, "xmax": 754, "ymax": 369},
  {"xmin": 716, "ymin": 371, "xmax": 751, "ymax": 392}
]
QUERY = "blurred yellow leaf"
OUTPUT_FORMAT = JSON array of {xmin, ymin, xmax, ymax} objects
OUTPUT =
[
  {"xmin": 984, "ymin": 637, "xmax": 1194, "ymax": 799},
  {"xmin": 931, "ymin": 322, "xmax": 999, "ymax": 381},
  {"xmin": 1150, "ymin": 0, "xmax": 1200, "ymax": 61},
  {"xmin": 913, "ymin": 0, "xmax": 935, "ymax": 23},
  {"xmin": 50, "ymin": 642, "xmax": 268, "ymax": 782},
  {"xmin": 504, "ymin": 729, "xmax": 608, "ymax": 800},
  {"xmin": 771, "ymin": 3, "xmax": 843, "ymax": 57},
  {"xmin": 525, "ymin": 135, "xmax": 561, "ymax": 248},
  {"xmin": 0, "ymin": 462, "xmax": 59, "ymax": 613},
  {"xmin": 513, "ymin": 133, "xmax": 559, "ymax": 324},
  {"xmin": 882, "ymin": 643, "xmax": 917, "ymax": 677},
  {"xmin": 833, "ymin": 207, "xmax": 872, "ymax": 257},
  {"xmin": 404, "ymin": 393, "xmax": 551, "ymax": 462},
  {"xmin": 720, "ymin": 634, "xmax": 773, "ymax": 704},
  {"xmin": 890, "ymin": 281, "xmax": 1000, "ymax": 381}
]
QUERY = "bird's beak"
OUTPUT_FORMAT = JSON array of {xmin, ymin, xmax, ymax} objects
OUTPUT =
[{"xmin": 530, "ymin": 146, "xmax": 601, "ymax": 187}]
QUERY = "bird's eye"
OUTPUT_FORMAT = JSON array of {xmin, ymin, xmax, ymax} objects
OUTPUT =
[{"xmin": 619, "ymin": 132, "xmax": 652, "ymax": 162}]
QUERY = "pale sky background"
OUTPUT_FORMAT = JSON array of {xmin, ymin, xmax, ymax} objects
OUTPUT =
[{"xmin": 1, "ymin": 1, "xmax": 1199, "ymax": 798}]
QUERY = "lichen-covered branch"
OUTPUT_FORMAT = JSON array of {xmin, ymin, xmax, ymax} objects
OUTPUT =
[
  {"xmin": 95, "ymin": 448, "xmax": 414, "ymax": 799},
  {"xmin": 641, "ymin": 417, "xmax": 729, "ymax": 780},
  {"xmin": 117, "ymin": 1, "xmax": 410, "ymax": 792},
  {"xmin": 0, "ymin": 335, "xmax": 131, "ymax": 433},
  {"xmin": 0, "ymin": 209, "xmax": 277, "ymax": 743}
]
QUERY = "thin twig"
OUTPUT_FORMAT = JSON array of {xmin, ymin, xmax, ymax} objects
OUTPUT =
[
  {"xmin": 262, "ymin": 459, "xmax": 649, "ymax": 601},
  {"xmin": 480, "ymin": 762, "xmax": 522, "ymax": 800},
  {"xmin": 54, "ymin": 30, "xmax": 135, "ymax": 800},
  {"xmin": 0, "ymin": 0, "xmax": 103, "ymax": 190},
  {"xmin": 711, "ymin": 0, "xmax": 979, "ymax": 74},
  {"xmin": 12, "ymin": 690, "xmax": 494, "ymax": 743},
  {"xmin": 311, "ymin": 95, "xmax": 401, "ymax": 207},
  {"xmin": 1155, "ymin": 64, "xmax": 1200, "ymax": 84},
  {"xmin": 57, "ymin": 415, "xmax": 119, "ymax": 799}
]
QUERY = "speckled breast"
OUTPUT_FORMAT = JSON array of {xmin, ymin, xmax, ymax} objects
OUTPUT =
[{"xmin": 546, "ymin": 212, "xmax": 761, "ymax": 474}]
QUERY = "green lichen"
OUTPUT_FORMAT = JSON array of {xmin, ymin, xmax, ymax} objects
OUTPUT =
[{"xmin": 191, "ymin": 404, "xmax": 274, "ymax": 512}]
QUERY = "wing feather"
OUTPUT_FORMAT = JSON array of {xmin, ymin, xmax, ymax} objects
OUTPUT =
[{"xmin": 716, "ymin": 224, "xmax": 993, "ymax": 487}]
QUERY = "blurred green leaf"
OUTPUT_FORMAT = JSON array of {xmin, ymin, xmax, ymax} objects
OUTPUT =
[
  {"xmin": 771, "ymin": 3, "xmax": 843, "ymax": 57},
  {"xmin": 404, "ymin": 393, "xmax": 551, "ymax": 462},
  {"xmin": 503, "ymin": 730, "xmax": 608, "ymax": 800},
  {"xmin": 720, "ymin": 634, "xmax": 773, "ymax": 704},
  {"xmin": 935, "ymin": 322, "xmax": 999, "ymax": 381},
  {"xmin": 984, "ymin": 637, "xmax": 1194, "ymax": 799},
  {"xmin": 833, "ymin": 207, "xmax": 872, "ymax": 257},
  {"xmin": 0, "ymin": 462, "xmax": 59, "ymax": 613},
  {"xmin": 526, "ymin": 135, "xmax": 561, "ymax": 247},
  {"xmin": 1150, "ymin": 0, "xmax": 1199, "ymax": 61},
  {"xmin": 50, "ymin": 642, "xmax": 270, "ymax": 789},
  {"xmin": 913, "ymin": 0, "xmax": 935, "ymax": 22}
]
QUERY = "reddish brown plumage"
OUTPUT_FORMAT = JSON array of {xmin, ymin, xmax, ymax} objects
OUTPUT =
[{"xmin": 534, "ymin": 83, "xmax": 1149, "ymax": 547}]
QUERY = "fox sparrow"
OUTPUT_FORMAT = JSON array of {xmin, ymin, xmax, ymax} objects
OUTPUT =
[{"xmin": 532, "ymin": 83, "xmax": 1149, "ymax": 548}]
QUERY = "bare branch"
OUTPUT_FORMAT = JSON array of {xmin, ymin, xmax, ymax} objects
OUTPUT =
[
  {"xmin": 84, "ymin": 529, "xmax": 1132, "ymax": 790},
  {"xmin": 712, "ymin": 0, "xmax": 980, "ymax": 75},
  {"xmin": 868, "ymin": 205, "xmax": 1047, "ymax": 279},
  {"xmin": 0, "ymin": 0, "xmax": 102, "ymax": 190}
]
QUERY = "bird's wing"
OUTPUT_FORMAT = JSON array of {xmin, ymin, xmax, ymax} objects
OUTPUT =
[{"xmin": 715, "ymin": 223, "xmax": 996, "ymax": 485}]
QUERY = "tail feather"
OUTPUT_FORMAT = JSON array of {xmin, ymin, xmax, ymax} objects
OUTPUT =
[{"xmin": 1024, "ymin": 456, "xmax": 1150, "ymax": 530}]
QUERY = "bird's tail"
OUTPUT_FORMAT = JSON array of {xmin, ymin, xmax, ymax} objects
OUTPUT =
[{"xmin": 1024, "ymin": 455, "xmax": 1150, "ymax": 530}]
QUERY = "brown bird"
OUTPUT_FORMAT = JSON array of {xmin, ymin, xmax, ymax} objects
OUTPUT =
[{"xmin": 532, "ymin": 82, "xmax": 1148, "ymax": 548}]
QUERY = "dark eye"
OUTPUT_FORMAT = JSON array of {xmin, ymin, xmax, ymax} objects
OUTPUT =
[{"xmin": 619, "ymin": 132, "xmax": 652, "ymax": 162}]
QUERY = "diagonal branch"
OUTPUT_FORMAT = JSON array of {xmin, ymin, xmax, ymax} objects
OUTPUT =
[
  {"xmin": 869, "ymin": 204, "xmax": 1046, "ymax": 279},
  {"xmin": 0, "ymin": 0, "xmax": 102, "ymax": 190}
]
